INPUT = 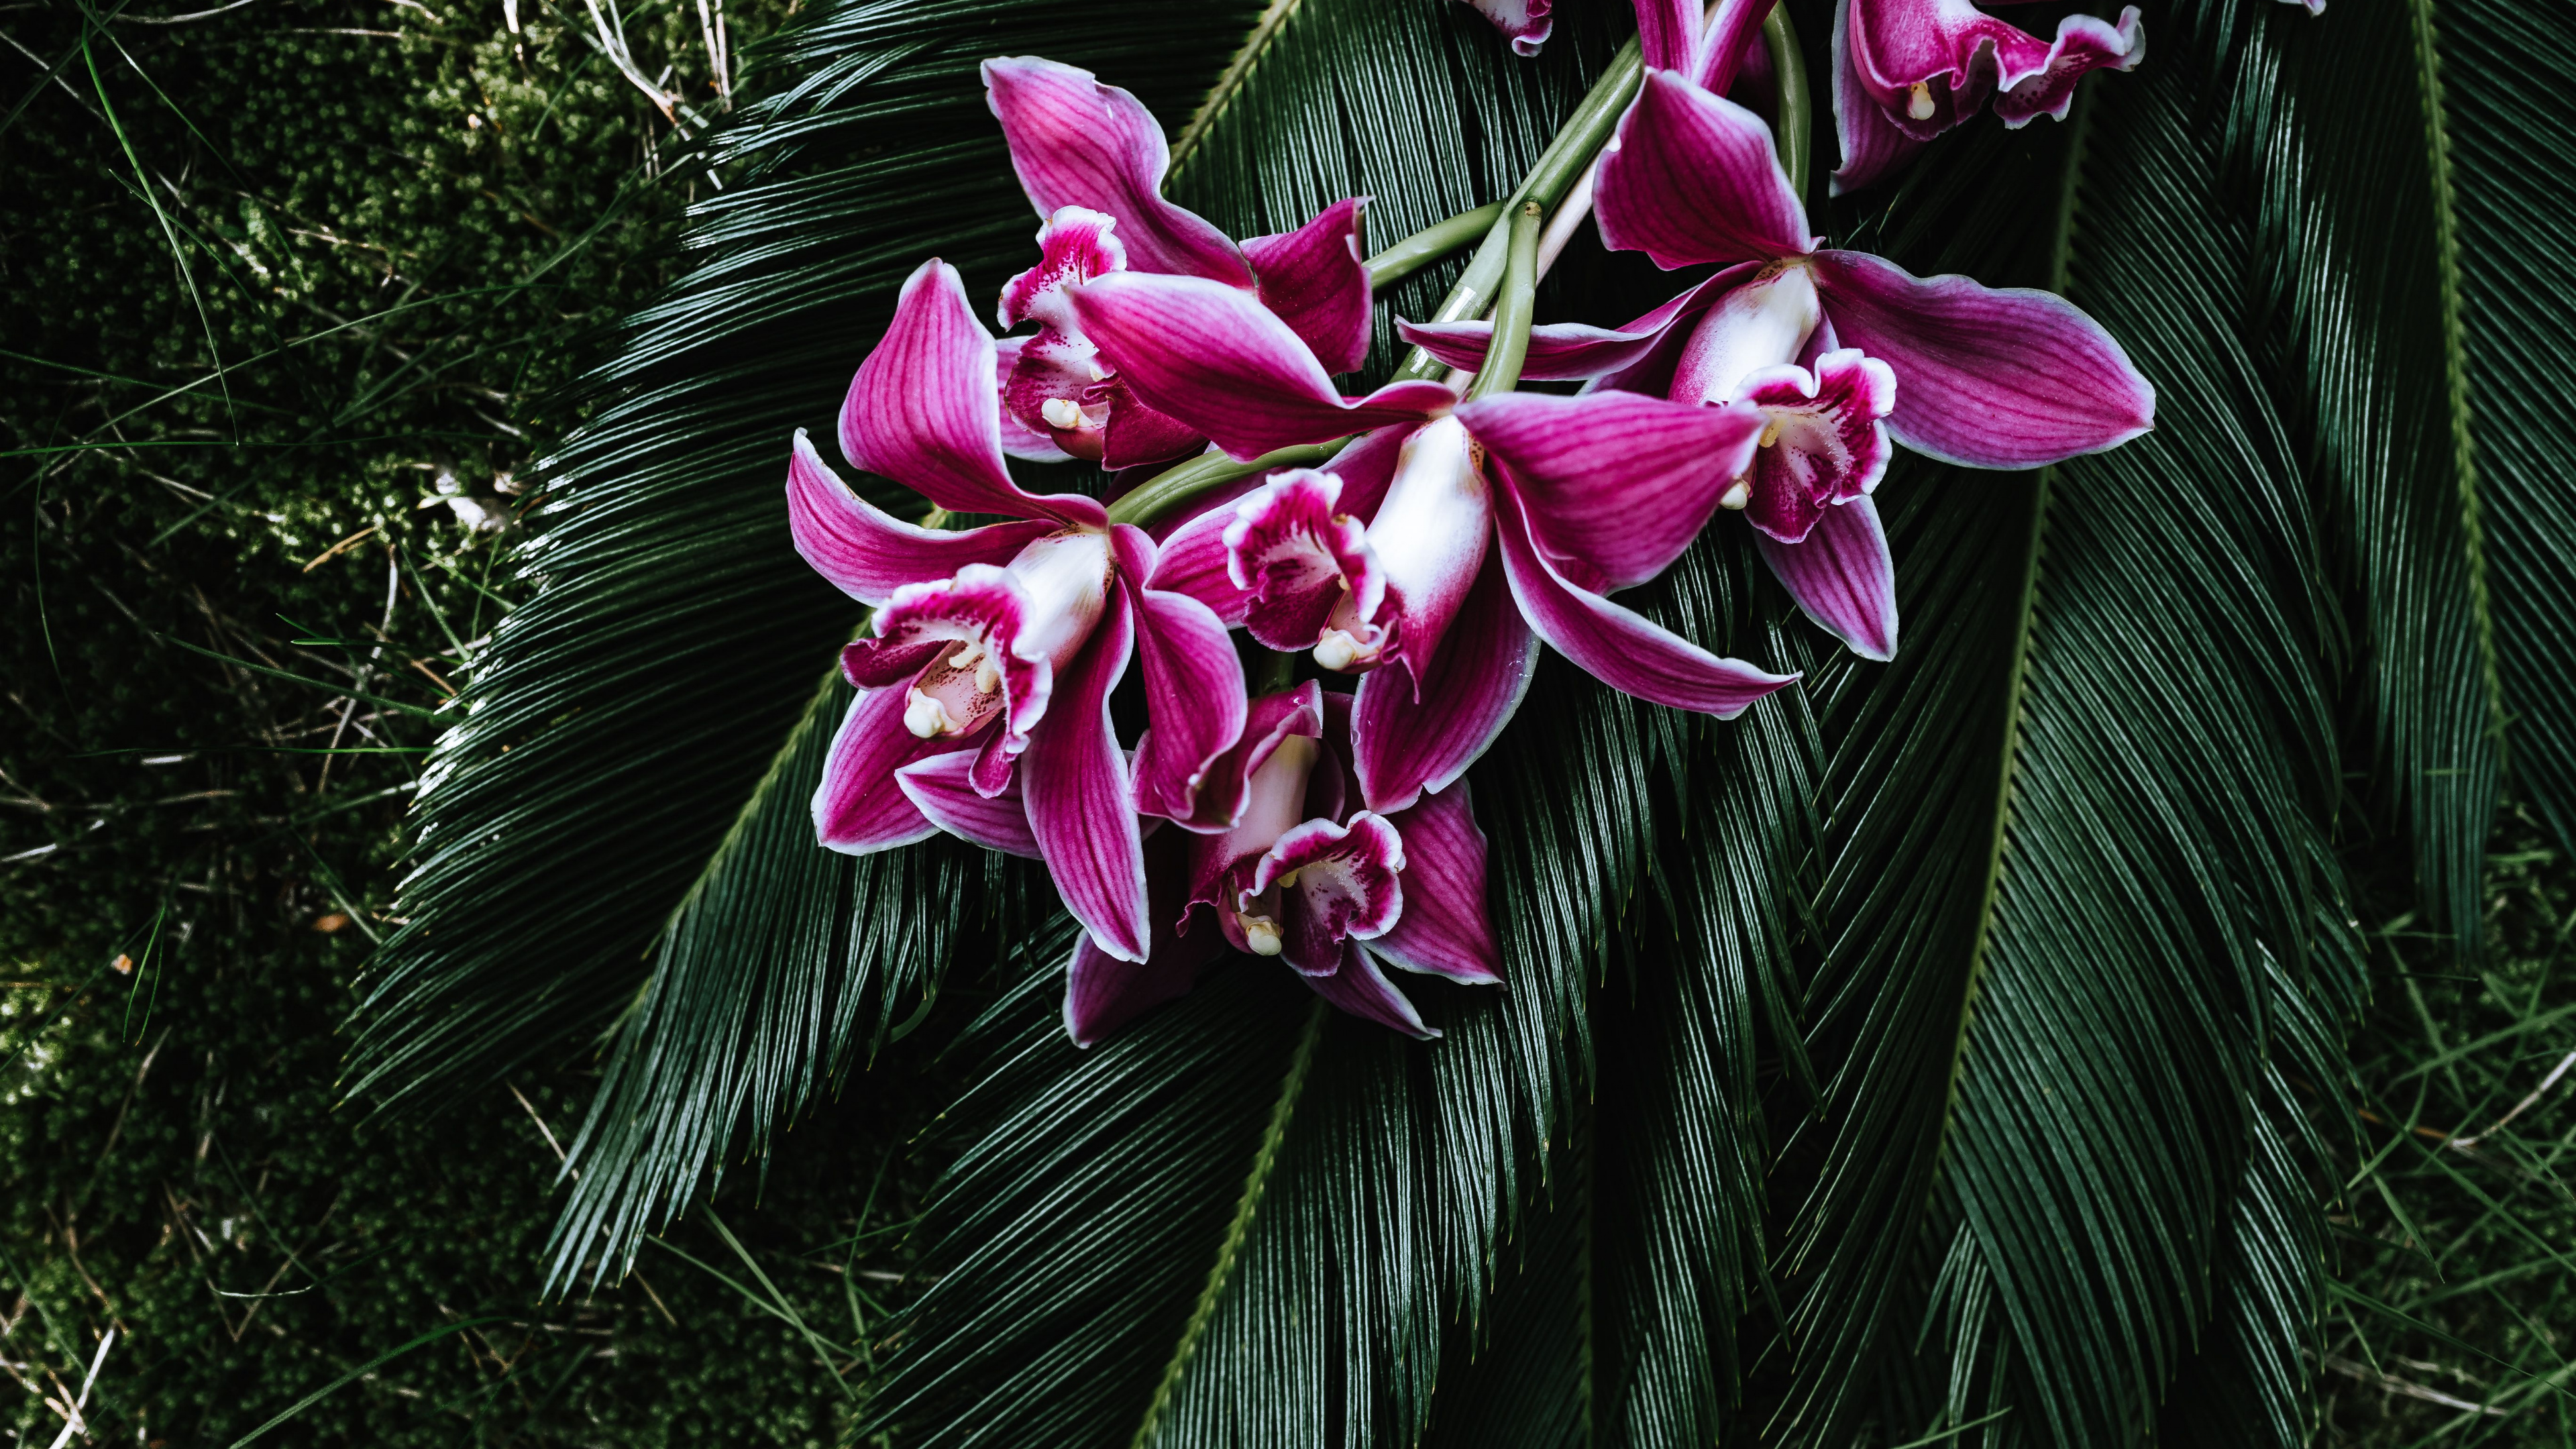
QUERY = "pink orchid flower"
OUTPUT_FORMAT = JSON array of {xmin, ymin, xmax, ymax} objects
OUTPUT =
[
  {"xmin": 1829, "ymin": 0, "xmax": 2143, "ymax": 193},
  {"xmin": 786, "ymin": 258, "xmax": 1250, "ymax": 965},
  {"xmin": 981, "ymin": 56, "xmax": 1381, "ymax": 468},
  {"xmin": 1059, "ymin": 269, "xmax": 1799, "ymax": 816},
  {"xmin": 1402, "ymin": 68, "xmax": 2153, "ymax": 661},
  {"xmin": 901, "ymin": 681, "xmax": 1503, "ymax": 1042}
]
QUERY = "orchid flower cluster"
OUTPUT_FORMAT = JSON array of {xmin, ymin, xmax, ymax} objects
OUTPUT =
[{"xmin": 785, "ymin": 0, "xmax": 2166, "ymax": 1046}]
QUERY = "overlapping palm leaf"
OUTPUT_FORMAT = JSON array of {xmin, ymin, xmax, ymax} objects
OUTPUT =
[{"xmin": 351, "ymin": 0, "xmax": 2573, "ymax": 1432}]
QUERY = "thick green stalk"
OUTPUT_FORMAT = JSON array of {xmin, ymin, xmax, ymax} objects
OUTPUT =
[
  {"xmin": 1366, "ymin": 201, "xmax": 1506, "ymax": 290},
  {"xmin": 1763, "ymin": 1, "xmax": 1813, "ymax": 201},
  {"xmin": 1466, "ymin": 201, "xmax": 1544, "ymax": 401}
]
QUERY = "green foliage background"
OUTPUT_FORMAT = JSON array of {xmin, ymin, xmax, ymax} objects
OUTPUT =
[{"xmin": 1, "ymin": 0, "xmax": 2571, "ymax": 1444}]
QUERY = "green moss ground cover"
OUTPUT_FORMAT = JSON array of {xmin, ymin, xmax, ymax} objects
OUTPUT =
[{"xmin": 1, "ymin": 0, "xmax": 2568, "ymax": 1442}]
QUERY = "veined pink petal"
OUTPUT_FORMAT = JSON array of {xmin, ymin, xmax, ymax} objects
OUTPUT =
[
  {"xmin": 981, "ymin": 58, "xmax": 1252, "ymax": 287},
  {"xmin": 1756, "ymin": 493, "xmax": 1898, "ymax": 661},
  {"xmin": 787, "ymin": 431, "xmax": 1052, "ymax": 607},
  {"xmin": 1097, "ymin": 380, "xmax": 1208, "ymax": 470},
  {"xmin": 1396, "ymin": 268, "xmax": 1752, "ymax": 380},
  {"xmin": 1141, "ymin": 503, "xmax": 1250, "ymax": 625},
  {"xmin": 1460, "ymin": 390, "xmax": 1766, "ymax": 592},
  {"xmin": 1022, "ymin": 583, "xmax": 1151, "ymax": 962},
  {"xmin": 1069, "ymin": 272, "xmax": 1455, "ymax": 461},
  {"xmin": 1691, "ymin": 0, "xmax": 1778, "ymax": 96},
  {"xmin": 1595, "ymin": 70, "xmax": 1813, "ymax": 272},
  {"xmin": 1493, "ymin": 482, "xmax": 1800, "ymax": 716},
  {"xmin": 1063, "ymin": 827, "xmax": 1228, "ymax": 1045},
  {"xmin": 811, "ymin": 685, "xmax": 957, "ymax": 855},
  {"xmin": 1633, "ymin": 0, "xmax": 1701, "ymax": 71},
  {"xmin": 1460, "ymin": 0, "xmax": 1554, "ymax": 55},
  {"xmin": 1307, "ymin": 942, "xmax": 1438, "ymax": 1038},
  {"xmin": 1829, "ymin": 0, "xmax": 1930, "ymax": 194},
  {"xmin": 896, "ymin": 749, "xmax": 1040, "ymax": 857},
  {"xmin": 1252, "ymin": 812, "xmax": 1407, "ymax": 979},
  {"xmin": 994, "ymin": 338, "xmax": 1075, "ymax": 462},
  {"xmin": 1329, "ymin": 417, "xmax": 1493, "ymax": 679},
  {"xmin": 1116, "ymin": 525, "xmax": 1250, "ymax": 829},
  {"xmin": 1371, "ymin": 784, "xmax": 1502, "ymax": 984},
  {"xmin": 844, "ymin": 567, "xmax": 1050, "ymax": 753},
  {"xmin": 1845, "ymin": 0, "xmax": 2141, "ymax": 138},
  {"xmin": 841, "ymin": 260, "xmax": 1101, "ymax": 526},
  {"xmin": 1991, "ymin": 9, "xmax": 2143, "ymax": 127},
  {"xmin": 1242, "ymin": 198, "xmax": 1375, "ymax": 375},
  {"xmin": 1812, "ymin": 248, "xmax": 2153, "ymax": 468},
  {"xmin": 1735, "ymin": 347, "xmax": 1897, "ymax": 544},
  {"xmin": 1170, "ymin": 682, "xmax": 1327, "ymax": 838},
  {"xmin": 998, "ymin": 206, "xmax": 1127, "ymax": 333},
  {"xmin": 1353, "ymin": 551, "xmax": 1538, "ymax": 814},
  {"xmin": 1224, "ymin": 470, "xmax": 1384, "ymax": 653}
]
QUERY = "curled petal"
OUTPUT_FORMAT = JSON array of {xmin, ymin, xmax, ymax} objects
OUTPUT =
[
  {"xmin": 1307, "ymin": 942, "xmax": 1437, "ymax": 1038},
  {"xmin": 1812, "ymin": 248, "xmax": 2153, "ymax": 468},
  {"xmin": 999, "ymin": 206, "xmax": 1127, "ymax": 333},
  {"xmin": 994, "ymin": 339, "xmax": 1075, "ymax": 461},
  {"xmin": 1829, "ymin": 0, "xmax": 1929, "ymax": 194},
  {"xmin": 1354, "ymin": 550, "xmax": 1538, "ymax": 814},
  {"xmin": 841, "ymin": 259, "xmax": 1099, "ymax": 525},
  {"xmin": 847, "ymin": 566, "xmax": 1052, "ymax": 756},
  {"xmin": 1063, "ymin": 826, "xmax": 1228, "ymax": 1045},
  {"xmin": 1845, "ymin": 0, "xmax": 2142, "ymax": 138},
  {"xmin": 1171, "ymin": 682, "xmax": 1328, "ymax": 838},
  {"xmin": 1735, "ymin": 348, "xmax": 1897, "ymax": 544},
  {"xmin": 1371, "ymin": 785, "xmax": 1502, "ymax": 983},
  {"xmin": 896, "ymin": 749, "xmax": 1040, "ymax": 857},
  {"xmin": 787, "ymin": 431, "xmax": 1052, "ymax": 606},
  {"xmin": 1596, "ymin": 69, "xmax": 1813, "ymax": 271},
  {"xmin": 1116, "ymin": 525, "xmax": 1251, "ymax": 828},
  {"xmin": 1070, "ymin": 272, "xmax": 1455, "ymax": 461},
  {"xmin": 1460, "ymin": 390, "xmax": 1766, "ymax": 592},
  {"xmin": 1252, "ymin": 812, "xmax": 1408, "ymax": 977},
  {"xmin": 1992, "ymin": 9, "xmax": 2144, "ymax": 128},
  {"xmin": 1022, "ymin": 586, "xmax": 1151, "ymax": 961},
  {"xmin": 1460, "ymin": 0, "xmax": 1554, "ymax": 55},
  {"xmin": 1243, "ymin": 198, "xmax": 1375, "ymax": 375},
  {"xmin": 1493, "ymin": 482, "xmax": 1799, "ymax": 716},
  {"xmin": 812, "ymin": 685, "xmax": 956, "ymax": 855},
  {"xmin": 1225, "ymin": 470, "xmax": 1384, "ymax": 653},
  {"xmin": 981, "ymin": 57, "xmax": 1252, "ymax": 286},
  {"xmin": 1756, "ymin": 493, "xmax": 1898, "ymax": 661},
  {"xmin": 1142, "ymin": 503, "xmax": 1250, "ymax": 624}
]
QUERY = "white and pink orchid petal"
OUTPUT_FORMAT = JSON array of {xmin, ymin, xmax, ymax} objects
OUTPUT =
[
  {"xmin": 1828, "ymin": 0, "xmax": 1930, "ymax": 194},
  {"xmin": 1171, "ymin": 682, "xmax": 1328, "ymax": 838},
  {"xmin": 1193, "ymin": 725, "xmax": 1326, "ymax": 908},
  {"xmin": 1992, "ymin": 9, "xmax": 2143, "ymax": 127},
  {"xmin": 811, "ymin": 685, "xmax": 956, "ymax": 855},
  {"xmin": 1353, "ymin": 551, "xmax": 1538, "ymax": 814},
  {"xmin": 1337, "ymin": 416, "xmax": 1493, "ymax": 679},
  {"xmin": 999, "ymin": 206, "xmax": 1127, "ymax": 332},
  {"xmin": 1252, "ymin": 812, "xmax": 1407, "ymax": 977},
  {"xmin": 980, "ymin": 58, "xmax": 1252, "ymax": 287},
  {"xmin": 1493, "ymin": 482, "xmax": 1800, "ymax": 716},
  {"xmin": 1459, "ymin": 0, "xmax": 1554, "ymax": 55},
  {"xmin": 1307, "ymin": 942, "xmax": 1438, "ymax": 1038},
  {"xmin": 787, "ymin": 431, "xmax": 1055, "ymax": 607},
  {"xmin": 1670, "ymin": 263, "xmax": 1825, "ymax": 405},
  {"xmin": 1022, "ymin": 582, "xmax": 1151, "ymax": 962},
  {"xmin": 1595, "ymin": 70, "xmax": 1813, "ymax": 272},
  {"xmin": 896, "ymin": 749, "xmax": 1040, "ymax": 857},
  {"xmin": 1735, "ymin": 348, "xmax": 1897, "ymax": 544},
  {"xmin": 1141, "ymin": 503, "xmax": 1250, "ymax": 623},
  {"xmin": 1460, "ymin": 390, "xmax": 1766, "ymax": 593},
  {"xmin": 1063, "ymin": 824, "xmax": 1230, "ymax": 1044},
  {"xmin": 1317, "ymin": 421, "xmax": 1411, "ymax": 523},
  {"xmin": 1812, "ymin": 248, "xmax": 2154, "ymax": 468},
  {"xmin": 840, "ymin": 259, "xmax": 1101, "ymax": 526},
  {"xmin": 1069, "ymin": 272, "xmax": 1456, "ymax": 462},
  {"xmin": 845, "ymin": 566, "xmax": 1048, "ymax": 749},
  {"xmin": 994, "ymin": 338, "xmax": 1075, "ymax": 462},
  {"xmin": 1116, "ymin": 525, "xmax": 1252, "ymax": 828},
  {"xmin": 1634, "ymin": 0, "xmax": 1702, "ymax": 71},
  {"xmin": 1371, "ymin": 784, "xmax": 1501, "ymax": 984},
  {"xmin": 1756, "ymin": 492, "xmax": 1898, "ymax": 660},
  {"xmin": 1224, "ymin": 470, "xmax": 1384, "ymax": 653},
  {"xmin": 1242, "ymin": 197, "xmax": 1376, "ymax": 375}
]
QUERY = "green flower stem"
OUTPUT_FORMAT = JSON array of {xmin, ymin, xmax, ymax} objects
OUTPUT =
[
  {"xmin": 1366, "ymin": 201, "xmax": 1507, "ymax": 290},
  {"xmin": 1104, "ymin": 439, "xmax": 1344, "ymax": 527},
  {"xmin": 1110, "ymin": 39, "xmax": 1646, "ymax": 530},
  {"xmin": 1466, "ymin": 201, "xmax": 1544, "ymax": 401},
  {"xmin": 1390, "ymin": 37, "xmax": 1646, "ymax": 383},
  {"xmin": 1764, "ymin": 1, "xmax": 1813, "ymax": 201}
]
